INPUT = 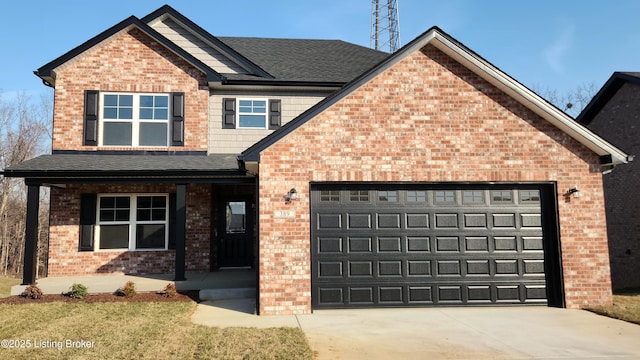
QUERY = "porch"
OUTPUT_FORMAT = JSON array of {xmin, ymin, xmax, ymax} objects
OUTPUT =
[{"xmin": 10, "ymin": 269, "xmax": 256, "ymax": 297}]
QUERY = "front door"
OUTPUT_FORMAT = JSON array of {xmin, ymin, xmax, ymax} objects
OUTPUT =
[{"xmin": 217, "ymin": 197, "xmax": 253, "ymax": 267}]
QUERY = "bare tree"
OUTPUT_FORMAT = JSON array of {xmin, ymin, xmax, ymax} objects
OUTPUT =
[
  {"xmin": 0, "ymin": 91, "xmax": 52, "ymax": 277},
  {"xmin": 532, "ymin": 82, "xmax": 599, "ymax": 118}
]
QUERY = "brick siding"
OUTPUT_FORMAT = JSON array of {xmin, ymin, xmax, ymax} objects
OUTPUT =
[
  {"xmin": 50, "ymin": 27, "xmax": 208, "ymax": 152},
  {"xmin": 47, "ymin": 184, "xmax": 211, "ymax": 276},
  {"xmin": 257, "ymin": 45, "xmax": 612, "ymax": 315}
]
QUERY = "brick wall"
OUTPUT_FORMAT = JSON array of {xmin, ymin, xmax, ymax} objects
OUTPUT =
[
  {"xmin": 257, "ymin": 45, "xmax": 612, "ymax": 315},
  {"xmin": 51, "ymin": 27, "xmax": 209, "ymax": 152},
  {"xmin": 587, "ymin": 82, "xmax": 640, "ymax": 289},
  {"xmin": 48, "ymin": 184, "xmax": 211, "ymax": 276}
]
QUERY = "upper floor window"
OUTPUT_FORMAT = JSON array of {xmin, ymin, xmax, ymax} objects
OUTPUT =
[
  {"xmin": 223, "ymin": 98, "xmax": 281, "ymax": 130},
  {"xmin": 101, "ymin": 93, "xmax": 170, "ymax": 147},
  {"xmin": 83, "ymin": 90, "xmax": 184, "ymax": 148},
  {"xmin": 238, "ymin": 99, "xmax": 267, "ymax": 128}
]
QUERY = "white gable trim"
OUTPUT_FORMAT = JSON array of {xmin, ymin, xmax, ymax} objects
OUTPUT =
[
  {"xmin": 241, "ymin": 27, "xmax": 631, "ymax": 167},
  {"xmin": 426, "ymin": 30, "xmax": 630, "ymax": 165}
]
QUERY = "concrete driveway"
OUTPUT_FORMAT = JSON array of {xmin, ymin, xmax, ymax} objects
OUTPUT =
[
  {"xmin": 298, "ymin": 307, "xmax": 640, "ymax": 360},
  {"xmin": 193, "ymin": 302, "xmax": 640, "ymax": 359}
]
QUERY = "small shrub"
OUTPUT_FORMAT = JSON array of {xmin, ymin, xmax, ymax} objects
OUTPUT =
[
  {"xmin": 20, "ymin": 284, "xmax": 43, "ymax": 299},
  {"xmin": 65, "ymin": 283, "xmax": 88, "ymax": 299},
  {"xmin": 160, "ymin": 283, "xmax": 177, "ymax": 298},
  {"xmin": 116, "ymin": 281, "xmax": 136, "ymax": 297}
]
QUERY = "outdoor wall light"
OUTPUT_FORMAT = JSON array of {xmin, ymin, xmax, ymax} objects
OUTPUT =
[
  {"xmin": 284, "ymin": 188, "xmax": 298, "ymax": 203},
  {"xmin": 565, "ymin": 186, "xmax": 580, "ymax": 198}
]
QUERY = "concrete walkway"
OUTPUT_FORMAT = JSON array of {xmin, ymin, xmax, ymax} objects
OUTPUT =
[{"xmin": 192, "ymin": 303, "xmax": 640, "ymax": 359}]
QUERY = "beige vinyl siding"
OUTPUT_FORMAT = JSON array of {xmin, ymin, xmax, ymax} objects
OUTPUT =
[
  {"xmin": 209, "ymin": 91, "xmax": 331, "ymax": 154},
  {"xmin": 151, "ymin": 18, "xmax": 246, "ymax": 74}
]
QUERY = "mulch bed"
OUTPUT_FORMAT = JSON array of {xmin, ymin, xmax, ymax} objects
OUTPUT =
[{"xmin": 0, "ymin": 290, "xmax": 200, "ymax": 305}]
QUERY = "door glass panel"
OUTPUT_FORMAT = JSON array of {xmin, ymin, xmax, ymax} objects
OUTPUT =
[{"xmin": 226, "ymin": 201, "xmax": 246, "ymax": 234}]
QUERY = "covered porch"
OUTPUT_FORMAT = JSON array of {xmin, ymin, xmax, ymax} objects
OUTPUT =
[{"xmin": 1, "ymin": 153, "xmax": 257, "ymax": 285}]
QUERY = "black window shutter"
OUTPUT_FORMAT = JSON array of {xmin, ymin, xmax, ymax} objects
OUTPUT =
[
  {"xmin": 79, "ymin": 194, "xmax": 97, "ymax": 251},
  {"xmin": 269, "ymin": 99, "xmax": 282, "ymax": 130},
  {"xmin": 168, "ymin": 193, "xmax": 176, "ymax": 250},
  {"xmin": 222, "ymin": 98, "xmax": 236, "ymax": 129},
  {"xmin": 84, "ymin": 90, "xmax": 99, "ymax": 146},
  {"xmin": 171, "ymin": 92, "xmax": 185, "ymax": 146}
]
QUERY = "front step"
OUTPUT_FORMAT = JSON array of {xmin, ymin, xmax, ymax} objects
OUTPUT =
[{"xmin": 199, "ymin": 287, "xmax": 255, "ymax": 301}]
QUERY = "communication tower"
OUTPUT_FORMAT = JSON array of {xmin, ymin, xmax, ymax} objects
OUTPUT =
[{"xmin": 370, "ymin": 0, "xmax": 400, "ymax": 52}]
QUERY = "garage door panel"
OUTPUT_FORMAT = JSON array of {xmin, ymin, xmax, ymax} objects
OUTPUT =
[
  {"xmin": 468, "ymin": 285, "xmax": 492, "ymax": 302},
  {"xmin": 312, "ymin": 185, "xmax": 556, "ymax": 309},
  {"xmin": 317, "ymin": 214, "xmax": 342, "ymax": 229},
  {"xmin": 436, "ymin": 236, "xmax": 460, "ymax": 252},
  {"xmin": 406, "ymin": 213, "xmax": 429, "ymax": 228},
  {"xmin": 318, "ymin": 237, "xmax": 343, "ymax": 253},
  {"xmin": 378, "ymin": 237, "xmax": 402, "ymax": 252},
  {"xmin": 408, "ymin": 260, "xmax": 432, "ymax": 276},
  {"xmin": 377, "ymin": 213, "xmax": 401, "ymax": 228},
  {"xmin": 348, "ymin": 237, "xmax": 372, "ymax": 252},
  {"xmin": 407, "ymin": 236, "xmax": 430, "ymax": 252},
  {"xmin": 437, "ymin": 260, "xmax": 462, "ymax": 276},
  {"xmin": 349, "ymin": 261, "xmax": 373, "ymax": 277},
  {"xmin": 318, "ymin": 287, "xmax": 344, "ymax": 305},
  {"xmin": 466, "ymin": 260, "xmax": 491, "ymax": 275},
  {"xmin": 464, "ymin": 213, "xmax": 488, "ymax": 228},
  {"xmin": 379, "ymin": 287, "xmax": 404, "ymax": 303},
  {"xmin": 409, "ymin": 286, "xmax": 433, "ymax": 303},
  {"xmin": 523, "ymin": 237, "xmax": 544, "ymax": 250},
  {"xmin": 435, "ymin": 213, "xmax": 459, "ymax": 228},
  {"xmin": 438, "ymin": 286, "xmax": 463, "ymax": 302},
  {"xmin": 465, "ymin": 236, "xmax": 490, "ymax": 252},
  {"xmin": 379, "ymin": 261, "xmax": 403, "ymax": 276},
  {"xmin": 347, "ymin": 213, "xmax": 372, "ymax": 229}
]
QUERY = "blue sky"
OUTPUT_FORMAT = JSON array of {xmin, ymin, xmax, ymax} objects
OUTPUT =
[{"xmin": 2, "ymin": 0, "xmax": 640, "ymax": 104}]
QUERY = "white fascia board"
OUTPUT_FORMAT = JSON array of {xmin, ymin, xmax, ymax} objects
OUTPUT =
[{"xmin": 429, "ymin": 32, "xmax": 630, "ymax": 165}]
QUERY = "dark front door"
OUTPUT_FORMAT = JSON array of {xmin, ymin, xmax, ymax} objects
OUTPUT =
[{"xmin": 218, "ymin": 197, "xmax": 253, "ymax": 267}]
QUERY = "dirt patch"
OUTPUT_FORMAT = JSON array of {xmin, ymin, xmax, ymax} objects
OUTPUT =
[{"xmin": 0, "ymin": 290, "xmax": 200, "ymax": 305}]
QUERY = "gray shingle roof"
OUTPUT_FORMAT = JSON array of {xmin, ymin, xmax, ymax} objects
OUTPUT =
[
  {"xmin": 3, "ymin": 154, "xmax": 241, "ymax": 178},
  {"xmin": 218, "ymin": 37, "xmax": 389, "ymax": 83}
]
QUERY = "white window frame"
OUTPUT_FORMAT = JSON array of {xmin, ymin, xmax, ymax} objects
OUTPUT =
[
  {"xmin": 95, "ymin": 194, "xmax": 169, "ymax": 251},
  {"xmin": 237, "ymin": 98, "xmax": 268, "ymax": 129},
  {"xmin": 99, "ymin": 92, "xmax": 170, "ymax": 147}
]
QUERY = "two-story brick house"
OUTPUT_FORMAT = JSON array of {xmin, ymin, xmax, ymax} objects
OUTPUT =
[
  {"xmin": 4, "ymin": 5, "xmax": 386, "ymax": 282},
  {"xmin": 3, "ymin": 5, "xmax": 632, "ymax": 315}
]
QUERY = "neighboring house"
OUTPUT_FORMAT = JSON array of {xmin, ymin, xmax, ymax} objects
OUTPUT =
[
  {"xmin": 1, "ymin": 5, "xmax": 631, "ymax": 315},
  {"xmin": 576, "ymin": 72, "xmax": 640, "ymax": 290}
]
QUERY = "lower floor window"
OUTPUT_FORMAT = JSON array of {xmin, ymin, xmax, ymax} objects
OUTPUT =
[{"xmin": 97, "ymin": 194, "xmax": 168, "ymax": 250}]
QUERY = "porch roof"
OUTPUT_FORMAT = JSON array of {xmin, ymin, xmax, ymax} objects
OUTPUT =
[{"xmin": 1, "ymin": 153, "xmax": 252, "ymax": 185}]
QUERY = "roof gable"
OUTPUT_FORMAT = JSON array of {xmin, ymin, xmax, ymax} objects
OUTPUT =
[
  {"xmin": 36, "ymin": 5, "xmax": 387, "ymax": 88},
  {"xmin": 35, "ymin": 14, "xmax": 222, "ymax": 87},
  {"xmin": 240, "ymin": 27, "xmax": 631, "ymax": 166},
  {"xmin": 577, "ymin": 72, "xmax": 640, "ymax": 126},
  {"xmin": 141, "ymin": 5, "xmax": 272, "ymax": 79}
]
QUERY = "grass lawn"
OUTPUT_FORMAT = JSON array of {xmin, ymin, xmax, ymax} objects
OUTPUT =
[
  {"xmin": 0, "ymin": 276, "xmax": 20, "ymax": 298},
  {"xmin": 587, "ymin": 287, "xmax": 640, "ymax": 326},
  {"xmin": 0, "ymin": 301, "xmax": 313, "ymax": 359},
  {"xmin": 0, "ymin": 275, "xmax": 313, "ymax": 360}
]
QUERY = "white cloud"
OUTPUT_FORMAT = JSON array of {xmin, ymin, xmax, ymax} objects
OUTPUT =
[{"xmin": 543, "ymin": 22, "xmax": 575, "ymax": 74}]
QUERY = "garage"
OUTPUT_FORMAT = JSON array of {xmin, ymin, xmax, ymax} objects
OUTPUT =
[{"xmin": 311, "ymin": 183, "xmax": 564, "ymax": 309}]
